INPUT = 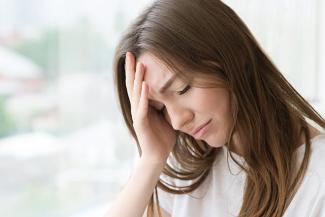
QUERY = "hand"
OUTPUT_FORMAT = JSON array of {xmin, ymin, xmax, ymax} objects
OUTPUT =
[{"xmin": 125, "ymin": 52, "xmax": 176, "ymax": 164}]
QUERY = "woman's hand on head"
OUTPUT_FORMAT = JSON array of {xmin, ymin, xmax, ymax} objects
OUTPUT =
[{"xmin": 125, "ymin": 52, "xmax": 177, "ymax": 164}]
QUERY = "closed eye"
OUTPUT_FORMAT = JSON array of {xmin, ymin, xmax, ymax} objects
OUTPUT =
[
  {"xmin": 159, "ymin": 85, "xmax": 191, "ymax": 113},
  {"xmin": 177, "ymin": 84, "xmax": 191, "ymax": 95}
]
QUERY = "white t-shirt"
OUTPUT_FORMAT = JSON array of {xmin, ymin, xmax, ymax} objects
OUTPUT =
[{"xmin": 158, "ymin": 134, "xmax": 325, "ymax": 217}]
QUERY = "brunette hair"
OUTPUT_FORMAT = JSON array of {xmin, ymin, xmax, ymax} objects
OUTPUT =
[{"xmin": 113, "ymin": 0, "xmax": 325, "ymax": 216}]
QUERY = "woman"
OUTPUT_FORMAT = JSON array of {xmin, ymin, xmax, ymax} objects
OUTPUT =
[{"xmin": 108, "ymin": 0, "xmax": 325, "ymax": 216}]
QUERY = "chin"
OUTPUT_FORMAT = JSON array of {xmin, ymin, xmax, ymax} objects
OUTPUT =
[{"xmin": 205, "ymin": 137, "xmax": 226, "ymax": 148}]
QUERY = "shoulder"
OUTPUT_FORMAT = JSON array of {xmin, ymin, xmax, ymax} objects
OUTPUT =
[
  {"xmin": 283, "ymin": 135, "xmax": 325, "ymax": 215},
  {"xmin": 298, "ymin": 134, "xmax": 325, "ymax": 182}
]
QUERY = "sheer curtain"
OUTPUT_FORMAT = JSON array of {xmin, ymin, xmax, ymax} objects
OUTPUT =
[{"xmin": 224, "ymin": 0, "xmax": 325, "ymax": 114}]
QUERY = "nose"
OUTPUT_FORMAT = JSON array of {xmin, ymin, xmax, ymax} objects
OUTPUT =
[{"xmin": 164, "ymin": 104, "xmax": 193, "ymax": 131}]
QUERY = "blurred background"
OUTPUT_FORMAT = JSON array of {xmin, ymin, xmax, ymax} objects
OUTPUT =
[{"xmin": 0, "ymin": 0, "xmax": 324, "ymax": 217}]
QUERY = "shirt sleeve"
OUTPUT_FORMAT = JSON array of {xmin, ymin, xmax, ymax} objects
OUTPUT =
[
  {"xmin": 310, "ymin": 179, "xmax": 325, "ymax": 217},
  {"xmin": 284, "ymin": 172, "xmax": 325, "ymax": 217}
]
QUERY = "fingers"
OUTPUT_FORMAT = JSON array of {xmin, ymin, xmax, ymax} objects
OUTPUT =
[
  {"xmin": 125, "ymin": 52, "xmax": 135, "ymax": 99},
  {"xmin": 124, "ymin": 51, "xmax": 148, "ymax": 121},
  {"xmin": 138, "ymin": 81, "xmax": 149, "ymax": 120},
  {"xmin": 133, "ymin": 62, "xmax": 144, "ymax": 110}
]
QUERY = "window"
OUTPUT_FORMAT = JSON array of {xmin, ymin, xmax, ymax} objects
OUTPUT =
[{"xmin": 0, "ymin": 1, "xmax": 152, "ymax": 217}]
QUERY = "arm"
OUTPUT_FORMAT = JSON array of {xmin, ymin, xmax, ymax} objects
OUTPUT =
[
  {"xmin": 142, "ymin": 204, "xmax": 172, "ymax": 217},
  {"xmin": 107, "ymin": 52, "xmax": 175, "ymax": 217},
  {"xmin": 106, "ymin": 158, "xmax": 165, "ymax": 217}
]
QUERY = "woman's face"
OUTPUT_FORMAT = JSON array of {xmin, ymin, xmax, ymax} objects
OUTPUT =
[{"xmin": 138, "ymin": 52, "xmax": 234, "ymax": 148}]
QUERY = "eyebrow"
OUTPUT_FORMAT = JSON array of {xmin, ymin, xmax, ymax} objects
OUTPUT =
[{"xmin": 159, "ymin": 74, "xmax": 178, "ymax": 94}]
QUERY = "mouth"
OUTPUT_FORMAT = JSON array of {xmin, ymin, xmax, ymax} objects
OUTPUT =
[{"xmin": 190, "ymin": 119, "xmax": 212, "ymax": 139}]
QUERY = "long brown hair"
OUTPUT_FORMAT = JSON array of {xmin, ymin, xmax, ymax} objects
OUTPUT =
[{"xmin": 113, "ymin": 0, "xmax": 325, "ymax": 216}]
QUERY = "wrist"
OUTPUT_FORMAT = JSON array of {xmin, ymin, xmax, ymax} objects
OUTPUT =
[{"xmin": 137, "ymin": 156, "xmax": 167, "ymax": 170}]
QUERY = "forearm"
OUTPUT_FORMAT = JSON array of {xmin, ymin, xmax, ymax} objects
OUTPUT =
[{"xmin": 106, "ymin": 158, "xmax": 165, "ymax": 217}]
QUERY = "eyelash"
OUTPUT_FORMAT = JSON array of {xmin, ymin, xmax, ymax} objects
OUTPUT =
[{"xmin": 159, "ymin": 85, "xmax": 191, "ymax": 113}]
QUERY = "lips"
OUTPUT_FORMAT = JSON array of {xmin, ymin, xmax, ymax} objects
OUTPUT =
[{"xmin": 190, "ymin": 119, "xmax": 211, "ymax": 137}]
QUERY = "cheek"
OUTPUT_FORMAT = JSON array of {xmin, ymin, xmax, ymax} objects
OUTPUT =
[{"xmin": 191, "ymin": 88, "xmax": 231, "ymax": 117}]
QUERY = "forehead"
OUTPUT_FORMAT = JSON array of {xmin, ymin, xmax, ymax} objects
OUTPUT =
[
  {"xmin": 138, "ymin": 52, "xmax": 173, "ymax": 81},
  {"xmin": 138, "ymin": 52, "xmax": 177, "ymax": 97}
]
